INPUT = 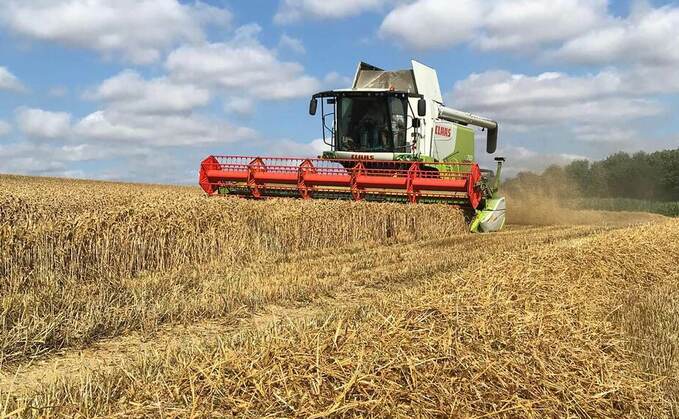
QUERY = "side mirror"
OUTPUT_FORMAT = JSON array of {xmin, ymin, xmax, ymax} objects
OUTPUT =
[
  {"xmin": 309, "ymin": 98, "xmax": 318, "ymax": 116},
  {"xmin": 412, "ymin": 118, "xmax": 421, "ymax": 128},
  {"xmin": 417, "ymin": 98, "xmax": 426, "ymax": 117}
]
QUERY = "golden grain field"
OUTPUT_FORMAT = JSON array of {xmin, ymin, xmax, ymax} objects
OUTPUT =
[{"xmin": 1, "ymin": 174, "xmax": 677, "ymax": 418}]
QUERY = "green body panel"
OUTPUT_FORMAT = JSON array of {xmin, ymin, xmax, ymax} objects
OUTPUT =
[
  {"xmin": 444, "ymin": 124, "xmax": 475, "ymax": 163},
  {"xmin": 422, "ymin": 124, "xmax": 476, "ymax": 173},
  {"xmin": 470, "ymin": 197, "xmax": 506, "ymax": 233}
]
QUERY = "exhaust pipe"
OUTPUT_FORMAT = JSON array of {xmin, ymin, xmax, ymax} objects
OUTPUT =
[{"xmin": 437, "ymin": 106, "xmax": 499, "ymax": 154}]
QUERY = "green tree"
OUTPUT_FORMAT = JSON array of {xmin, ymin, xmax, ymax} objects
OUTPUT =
[
  {"xmin": 564, "ymin": 160, "xmax": 591, "ymax": 196},
  {"xmin": 504, "ymin": 147, "xmax": 679, "ymax": 202}
]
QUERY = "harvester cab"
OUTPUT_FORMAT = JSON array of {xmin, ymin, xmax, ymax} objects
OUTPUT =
[
  {"xmin": 199, "ymin": 60, "xmax": 506, "ymax": 233},
  {"xmin": 310, "ymin": 61, "xmax": 499, "ymax": 161}
]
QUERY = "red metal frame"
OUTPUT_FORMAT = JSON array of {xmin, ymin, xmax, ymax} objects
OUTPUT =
[{"xmin": 199, "ymin": 155, "xmax": 484, "ymax": 208}]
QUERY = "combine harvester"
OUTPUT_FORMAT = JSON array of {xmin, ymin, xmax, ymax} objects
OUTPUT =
[{"xmin": 200, "ymin": 61, "xmax": 506, "ymax": 232}]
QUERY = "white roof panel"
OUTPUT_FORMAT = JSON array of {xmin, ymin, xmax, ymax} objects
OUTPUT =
[{"xmin": 411, "ymin": 60, "xmax": 443, "ymax": 103}]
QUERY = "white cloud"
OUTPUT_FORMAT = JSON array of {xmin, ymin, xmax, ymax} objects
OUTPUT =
[
  {"xmin": 1, "ymin": 141, "xmax": 150, "ymax": 164},
  {"xmin": 545, "ymin": 3, "xmax": 679, "ymax": 96},
  {"xmin": 250, "ymin": 75, "xmax": 320, "ymax": 100},
  {"xmin": 86, "ymin": 70, "xmax": 211, "ymax": 114},
  {"xmin": 75, "ymin": 64, "xmax": 258, "ymax": 147},
  {"xmin": 166, "ymin": 24, "xmax": 320, "ymax": 100},
  {"xmin": 451, "ymin": 70, "xmax": 663, "ymax": 128},
  {"xmin": 1, "ymin": 112, "xmax": 225, "ymax": 182},
  {"xmin": 380, "ymin": 0, "xmax": 483, "ymax": 50},
  {"xmin": 0, "ymin": 151, "xmax": 78, "ymax": 177},
  {"xmin": 377, "ymin": 0, "xmax": 679, "ymax": 102},
  {"xmin": 275, "ymin": 0, "xmax": 387, "ymax": 23},
  {"xmin": 571, "ymin": 125, "xmax": 639, "ymax": 144},
  {"xmin": 57, "ymin": 143, "xmax": 153, "ymax": 162},
  {"xmin": 225, "ymin": 97, "xmax": 256, "ymax": 116},
  {"xmin": 478, "ymin": 0, "xmax": 607, "ymax": 51},
  {"xmin": 0, "ymin": 120, "xmax": 11, "ymax": 137},
  {"xmin": 379, "ymin": 0, "xmax": 606, "ymax": 51},
  {"xmin": 278, "ymin": 34, "xmax": 306, "ymax": 54},
  {"xmin": 13, "ymin": 104, "xmax": 256, "ymax": 148},
  {"xmin": 272, "ymin": 138, "xmax": 330, "ymax": 157},
  {"xmin": 92, "ymin": 151, "xmax": 192, "ymax": 183},
  {"xmin": 188, "ymin": 1, "xmax": 233, "ymax": 27},
  {"xmin": 0, "ymin": 66, "xmax": 25, "ymax": 92},
  {"xmin": 551, "ymin": 4, "xmax": 679, "ymax": 67},
  {"xmin": 16, "ymin": 107, "xmax": 72, "ymax": 139},
  {"xmin": 621, "ymin": 65, "xmax": 679, "ymax": 96},
  {"xmin": 0, "ymin": 140, "xmax": 155, "ymax": 178},
  {"xmin": 309, "ymin": 138, "xmax": 330, "ymax": 153},
  {"xmin": 454, "ymin": 70, "xmax": 622, "ymax": 108},
  {"xmin": 74, "ymin": 110, "xmax": 256, "ymax": 147},
  {"xmin": 481, "ymin": 145, "xmax": 586, "ymax": 177},
  {"xmin": 48, "ymin": 86, "xmax": 69, "ymax": 97},
  {"xmin": 0, "ymin": 0, "xmax": 232, "ymax": 64},
  {"xmin": 450, "ymin": 68, "xmax": 671, "ymax": 154},
  {"xmin": 323, "ymin": 72, "xmax": 352, "ymax": 88}
]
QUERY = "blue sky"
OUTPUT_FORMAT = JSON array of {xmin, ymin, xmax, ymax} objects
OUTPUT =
[{"xmin": 0, "ymin": 0, "xmax": 678, "ymax": 182}]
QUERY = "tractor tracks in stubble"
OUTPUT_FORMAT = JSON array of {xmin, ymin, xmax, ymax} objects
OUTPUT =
[{"xmin": 0, "ymin": 224, "xmax": 622, "ymax": 397}]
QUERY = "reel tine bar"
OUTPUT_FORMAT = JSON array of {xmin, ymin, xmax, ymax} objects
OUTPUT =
[{"xmin": 199, "ymin": 155, "xmax": 483, "ymax": 208}]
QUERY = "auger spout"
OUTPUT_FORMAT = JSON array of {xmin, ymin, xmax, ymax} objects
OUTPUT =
[{"xmin": 438, "ymin": 106, "xmax": 499, "ymax": 154}]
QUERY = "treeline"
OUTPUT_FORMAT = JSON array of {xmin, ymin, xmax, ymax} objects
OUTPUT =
[{"xmin": 505, "ymin": 148, "xmax": 679, "ymax": 201}]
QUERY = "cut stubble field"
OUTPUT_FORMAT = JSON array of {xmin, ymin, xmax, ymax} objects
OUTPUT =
[{"xmin": 0, "ymin": 174, "xmax": 677, "ymax": 417}]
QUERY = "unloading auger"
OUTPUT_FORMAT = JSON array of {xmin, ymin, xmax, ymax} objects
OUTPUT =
[{"xmin": 200, "ymin": 61, "xmax": 506, "ymax": 232}]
